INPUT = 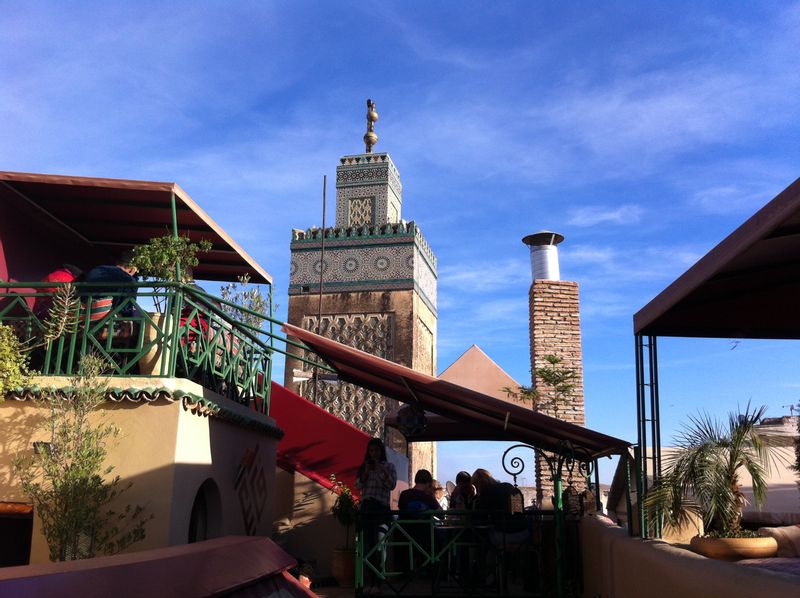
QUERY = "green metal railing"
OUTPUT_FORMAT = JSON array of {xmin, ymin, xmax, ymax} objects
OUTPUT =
[
  {"xmin": 0, "ymin": 281, "xmax": 331, "ymax": 415},
  {"xmin": 356, "ymin": 509, "xmax": 555, "ymax": 596}
]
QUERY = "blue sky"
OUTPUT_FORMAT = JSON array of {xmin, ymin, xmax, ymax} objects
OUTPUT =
[{"xmin": 3, "ymin": 2, "xmax": 800, "ymax": 484}]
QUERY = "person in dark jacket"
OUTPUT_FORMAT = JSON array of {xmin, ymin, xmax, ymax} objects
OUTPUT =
[{"xmin": 83, "ymin": 250, "xmax": 139, "ymax": 316}]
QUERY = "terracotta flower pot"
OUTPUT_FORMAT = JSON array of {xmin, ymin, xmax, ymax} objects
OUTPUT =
[
  {"xmin": 139, "ymin": 312, "xmax": 167, "ymax": 375},
  {"xmin": 330, "ymin": 548, "xmax": 356, "ymax": 587},
  {"xmin": 690, "ymin": 535, "xmax": 778, "ymax": 561}
]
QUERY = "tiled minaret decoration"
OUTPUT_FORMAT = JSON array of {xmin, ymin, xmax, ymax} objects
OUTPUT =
[
  {"xmin": 284, "ymin": 100, "xmax": 438, "ymax": 478},
  {"xmin": 523, "ymin": 231, "xmax": 586, "ymax": 506}
]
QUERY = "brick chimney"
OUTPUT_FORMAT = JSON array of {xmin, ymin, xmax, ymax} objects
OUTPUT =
[{"xmin": 522, "ymin": 231, "xmax": 586, "ymax": 506}]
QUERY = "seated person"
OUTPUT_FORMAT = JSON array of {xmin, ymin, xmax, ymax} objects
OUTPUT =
[
  {"xmin": 33, "ymin": 264, "xmax": 82, "ymax": 317},
  {"xmin": 398, "ymin": 469, "xmax": 442, "ymax": 570},
  {"xmin": 472, "ymin": 468, "xmax": 529, "ymax": 543},
  {"xmin": 449, "ymin": 471, "xmax": 476, "ymax": 510},
  {"xmin": 399, "ymin": 469, "xmax": 442, "ymax": 513},
  {"xmin": 434, "ymin": 480, "xmax": 449, "ymax": 511},
  {"xmin": 83, "ymin": 250, "xmax": 139, "ymax": 317}
]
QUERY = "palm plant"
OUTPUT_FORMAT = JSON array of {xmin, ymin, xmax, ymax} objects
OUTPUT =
[{"xmin": 645, "ymin": 403, "xmax": 774, "ymax": 537}]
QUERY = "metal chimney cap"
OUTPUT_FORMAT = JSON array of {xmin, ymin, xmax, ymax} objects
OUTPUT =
[{"xmin": 522, "ymin": 231, "xmax": 565, "ymax": 247}]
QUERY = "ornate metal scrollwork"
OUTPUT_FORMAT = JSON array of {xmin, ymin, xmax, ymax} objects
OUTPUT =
[
  {"xmin": 579, "ymin": 459, "xmax": 594, "ymax": 480},
  {"xmin": 503, "ymin": 441, "xmax": 595, "ymax": 490},
  {"xmin": 501, "ymin": 443, "xmax": 536, "ymax": 487}
]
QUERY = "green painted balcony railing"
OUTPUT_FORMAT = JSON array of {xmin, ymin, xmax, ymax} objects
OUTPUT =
[
  {"xmin": 0, "ymin": 281, "xmax": 329, "ymax": 415},
  {"xmin": 355, "ymin": 509, "xmax": 568, "ymax": 597}
]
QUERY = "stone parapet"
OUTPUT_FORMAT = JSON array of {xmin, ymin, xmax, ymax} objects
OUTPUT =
[
  {"xmin": 290, "ymin": 221, "xmax": 437, "ymax": 270},
  {"xmin": 289, "ymin": 222, "xmax": 437, "ymax": 314}
]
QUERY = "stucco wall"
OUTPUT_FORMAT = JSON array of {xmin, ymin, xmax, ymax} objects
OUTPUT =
[
  {"xmin": 580, "ymin": 515, "xmax": 798, "ymax": 597},
  {"xmin": 0, "ymin": 376, "xmax": 279, "ymax": 564}
]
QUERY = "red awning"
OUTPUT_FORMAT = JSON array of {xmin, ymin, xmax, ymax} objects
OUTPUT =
[
  {"xmin": 270, "ymin": 381, "xmax": 370, "ymax": 495},
  {"xmin": 0, "ymin": 171, "xmax": 271, "ymax": 284},
  {"xmin": 282, "ymin": 323, "xmax": 631, "ymax": 460}
]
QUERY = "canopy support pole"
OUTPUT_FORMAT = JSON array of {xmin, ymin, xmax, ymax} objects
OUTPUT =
[{"xmin": 635, "ymin": 334, "xmax": 662, "ymax": 538}]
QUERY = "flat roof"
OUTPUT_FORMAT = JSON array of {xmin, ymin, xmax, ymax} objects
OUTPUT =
[
  {"xmin": 0, "ymin": 171, "xmax": 272, "ymax": 284},
  {"xmin": 634, "ymin": 177, "xmax": 800, "ymax": 338}
]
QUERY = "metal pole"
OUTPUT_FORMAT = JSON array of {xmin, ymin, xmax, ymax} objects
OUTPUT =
[
  {"xmin": 594, "ymin": 460, "xmax": 602, "ymax": 512},
  {"xmin": 624, "ymin": 451, "xmax": 634, "ymax": 536},
  {"xmin": 634, "ymin": 445, "xmax": 646, "ymax": 538},
  {"xmin": 634, "ymin": 334, "xmax": 648, "ymax": 538},
  {"xmin": 313, "ymin": 175, "xmax": 327, "ymax": 405},
  {"xmin": 554, "ymin": 470, "xmax": 565, "ymax": 598},
  {"xmin": 264, "ymin": 283, "xmax": 274, "ymax": 415},
  {"xmin": 170, "ymin": 192, "xmax": 182, "ymax": 282},
  {"xmin": 648, "ymin": 335, "xmax": 662, "ymax": 538}
]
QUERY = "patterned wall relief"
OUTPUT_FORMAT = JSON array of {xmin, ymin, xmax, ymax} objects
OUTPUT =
[
  {"xmin": 291, "ymin": 244, "xmax": 415, "ymax": 287},
  {"xmin": 235, "ymin": 444, "xmax": 268, "ymax": 536},
  {"xmin": 413, "ymin": 245, "xmax": 438, "ymax": 310},
  {"xmin": 335, "ymin": 153, "xmax": 402, "ymax": 227},
  {"xmin": 298, "ymin": 312, "xmax": 396, "ymax": 437},
  {"xmin": 336, "ymin": 184, "xmax": 392, "ymax": 227},
  {"xmin": 348, "ymin": 196, "xmax": 375, "ymax": 227}
]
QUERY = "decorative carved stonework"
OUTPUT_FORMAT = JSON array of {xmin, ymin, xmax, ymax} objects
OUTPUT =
[
  {"xmin": 298, "ymin": 312, "xmax": 396, "ymax": 437},
  {"xmin": 348, "ymin": 197, "xmax": 375, "ymax": 227},
  {"xmin": 335, "ymin": 152, "xmax": 402, "ymax": 227}
]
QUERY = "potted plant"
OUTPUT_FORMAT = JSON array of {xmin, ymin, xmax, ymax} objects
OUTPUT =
[
  {"xmin": 329, "ymin": 474, "xmax": 359, "ymax": 587},
  {"xmin": 645, "ymin": 403, "xmax": 779, "ymax": 560},
  {"xmin": 130, "ymin": 235, "xmax": 211, "ymax": 374}
]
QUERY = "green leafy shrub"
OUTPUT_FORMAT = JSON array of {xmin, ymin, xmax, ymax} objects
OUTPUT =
[
  {"xmin": 0, "ymin": 323, "xmax": 30, "ymax": 399},
  {"xmin": 13, "ymin": 355, "xmax": 152, "ymax": 560},
  {"xmin": 330, "ymin": 474, "xmax": 359, "ymax": 550},
  {"xmin": 131, "ymin": 235, "xmax": 212, "ymax": 282},
  {"xmin": 503, "ymin": 354, "xmax": 578, "ymax": 417},
  {"xmin": 219, "ymin": 274, "xmax": 271, "ymax": 330}
]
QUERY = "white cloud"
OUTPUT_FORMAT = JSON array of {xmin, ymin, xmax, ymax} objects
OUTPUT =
[
  {"xmin": 567, "ymin": 204, "xmax": 643, "ymax": 227},
  {"xmin": 438, "ymin": 259, "xmax": 529, "ymax": 293}
]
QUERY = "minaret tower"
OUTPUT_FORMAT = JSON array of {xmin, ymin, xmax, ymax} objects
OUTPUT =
[{"xmin": 285, "ymin": 100, "xmax": 438, "ymax": 479}]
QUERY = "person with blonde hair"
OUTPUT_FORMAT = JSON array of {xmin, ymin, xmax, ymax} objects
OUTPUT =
[{"xmin": 449, "ymin": 471, "xmax": 475, "ymax": 510}]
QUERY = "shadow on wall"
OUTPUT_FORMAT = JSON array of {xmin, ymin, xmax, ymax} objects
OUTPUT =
[
  {"xmin": 272, "ymin": 469, "xmax": 343, "ymax": 579},
  {"xmin": 1, "ymin": 397, "xmax": 278, "ymax": 565}
]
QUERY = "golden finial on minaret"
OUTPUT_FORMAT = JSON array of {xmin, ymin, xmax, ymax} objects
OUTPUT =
[{"xmin": 364, "ymin": 98, "xmax": 378, "ymax": 153}]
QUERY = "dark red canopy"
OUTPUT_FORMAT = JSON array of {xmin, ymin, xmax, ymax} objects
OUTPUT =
[
  {"xmin": 0, "ymin": 536, "xmax": 313, "ymax": 597},
  {"xmin": 634, "ymin": 177, "xmax": 800, "ymax": 339},
  {"xmin": 0, "ymin": 171, "xmax": 271, "ymax": 284},
  {"xmin": 282, "ymin": 323, "xmax": 631, "ymax": 460}
]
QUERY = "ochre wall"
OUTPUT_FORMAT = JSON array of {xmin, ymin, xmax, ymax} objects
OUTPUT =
[
  {"xmin": 284, "ymin": 289, "xmax": 417, "ymax": 389},
  {"xmin": 580, "ymin": 515, "xmax": 798, "ymax": 597},
  {"xmin": 273, "ymin": 469, "xmax": 342, "ymax": 578},
  {"xmin": 168, "ymin": 400, "xmax": 277, "ymax": 545},
  {"xmin": 1, "ymin": 394, "xmax": 180, "ymax": 562},
  {"xmin": 409, "ymin": 292, "xmax": 437, "ymax": 478},
  {"xmin": 0, "ymin": 376, "xmax": 278, "ymax": 564}
]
